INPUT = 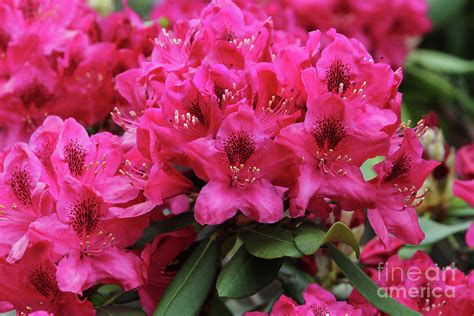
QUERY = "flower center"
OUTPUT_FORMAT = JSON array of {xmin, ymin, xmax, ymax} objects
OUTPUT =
[
  {"xmin": 0, "ymin": 29, "xmax": 10, "ymax": 53},
  {"xmin": 326, "ymin": 59, "xmax": 352, "ymax": 95},
  {"xmin": 20, "ymin": 0, "xmax": 41, "ymax": 20},
  {"xmin": 224, "ymin": 131, "xmax": 255, "ymax": 167},
  {"xmin": 8, "ymin": 168, "xmax": 33, "ymax": 207},
  {"xmin": 70, "ymin": 198, "xmax": 101, "ymax": 238},
  {"xmin": 64, "ymin": 140, "xmax": 87, "ymax": 177},
  {"xmin": 27, "ymin": 265, "xmax": 61, "ymax": 300},
  {"xmin": 312, "ymin": 117, "xmax": 346, "ymax": 151},
  {"xmin": 311, "ymin": 305, "xmax": 330, "ymax": 316},
  {"xmin": 218, "ymin": 28, "xmax": 237, "ymax": 42},
  {"xmin": 384, "ymin": 154, "xmax": 412, "ymax": 183},
  {"xmin": 18, "ymin": 83, "xmax": 53, "ymax": 108}
]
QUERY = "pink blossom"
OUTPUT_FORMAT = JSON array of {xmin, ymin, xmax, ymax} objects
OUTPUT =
[
  {"xmin": 247, "ymin": 284, "xmax": 362, "ymax": 315},
  {"xmin": 453, "ymin": 143, "xmax": 474, "ymax": 208},
  {"xmin": 276, "ymin": 92, "xmax": 385, "ymax": 217},
  {"xmin": 350, "ymin": 251, "xmax": 471, "ymax": 315},
  {"xmin": 0, "ymin": 241, "xmax": 94, "ymax": 315},
  {"xmin": 0, "ymin": 142, "xmax": 54, "ymax": 262},
  {"xmin": 185, "ymin": 107, "xmax": 294, "ymax": 224},
  {"xmin": 139, "ymin": 227, "xmax": 196, "ymax": 315},
  {"xmin": 151, "ymin": 0, "xmax": 207, "ymax": 25},
  {"xmin": 367, "ymin": 129, "xmax": 439, "ymax": 247},
  {"xmin": 29, "ymin": 176, "xmax": 147, "ymax": 293}
]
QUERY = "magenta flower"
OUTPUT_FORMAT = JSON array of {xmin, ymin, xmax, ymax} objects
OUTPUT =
[
  {"xmin": 247, "ymin": 284, "xmax": 362, "ymax": 315},
  {"xmin": 367, "ymin": 129, "xmax": 439, "ymax": 248},
  {"xmin": 453, "ymin": 143, "xmax": 474, "ymax": 208},
  {"xmin": 276, "ymin": 92, "xmax": 392, "ymax": 217},
  {"xmin": 0, "ymin": 142, "xmax": 54, "ymax": 262},
  {"xmin": 186, "ymin": 107, "xmax": 294, "ymax": 224},
  {"xmin": 351, "ymin": 251, "xmax": 471, "ymax": 315},
  {"xmin": 0, "ymin": 241, "xmax": 94, "ymax": 316},
  {"xmin": 139, "ymin": 227, "xmax": 196, "ymax": 315},
  {"xmin": 30, "ymin": 176, "xmax": 147, "ymax": 294}
]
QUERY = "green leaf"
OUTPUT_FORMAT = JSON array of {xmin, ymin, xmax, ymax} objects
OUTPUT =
[
  {"xmin": 217, "ymin": 246, "xmax": 283, "ymax": 298},
  {"xmin": 428, "ymin": 0, "xmax": 466, "ymax": 28},
  {"xmin": 419, "ymin": 217, "xmax": 472, "ymax": 245},
  {"xmin": 448, "ymin": 207, "xmax": 474, "ymax": 218},
  {"xmin": 327, "ymin": 244, "xmax": 421, "ymax": 316},
  {"xmin": 241, "ymin": 226, "xmax": 302, "ymax": 259},
  {"xmin": 132, "ymin": 212, "xmax": 196, "ymax": 249},
  {"xmin": 294, "ymin": 224, "xmax": 326, "ymax": 255},
  {"xmin": 153, "ymin": 237, "xmax": 219, "ymax": 316},
  {"xmin": 97, "ymin": 306, "xmax": 146, "ymax": 316},
  {"xmin": 324, "ymin": 222, "xmax": 360, "ymax": 258},
  {"xmin": 360, "ymin": 156, "xmax": 384, "ymax": 181},
  {"xmin": 407, "ymin": 49, "xmax": 474, "ymax": 74},
  {"xmin": 279, "ymin": 260, "xmax": 315, "ymax": 304},
  {"xmin": 209, "ymin": 298, "xmax": 233, "ymax": 316},
  {"xmin": 404, "ymin": 67, "xmax": 474, "ymax": 118},
  {"xmin": 90, "ymin": 285, "xmax": 123, "ymax": 307}
]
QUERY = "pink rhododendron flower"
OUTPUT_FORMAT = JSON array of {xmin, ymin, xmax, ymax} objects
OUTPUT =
[
  {"xmin": 139, "ymin": 227, "xmax": 196, "ymax": 315},
  {"xmin": 151, "ymin": 0, "xmax": 207, "ymax": 26},
  {"xmin": 276, "ymin": 92, "xmax": 382, "ymax": 216},
  {"xmin": 350, "ymin": 251, "xmax": 472, "ymax": 315},
  {"xmin": 0, "ymin": 142, "xmax": 54, "ymax": 262},
  {"xmin": 0, "ymin": 0, "xmax": 158, "ymax": 149},
  {"xmin": 360, "ymin": 236, "xmax": 405, "ymax": 267},
  {"xmin": 247, "ymin": 284, "xmax": 362, "ymax": 315},
  {"xmin": 186, "ymin": 107, "xmax": 294, "ymax": 224},
  {"xmin": 0, "ymin": 241, "xmax": 94, "ymax": 315},
  {"xmin": 452, "ymin": 143, "xmax": 474, "ymax": 246},
  {"xmin": 367, "ymin": 129, "xmax": 439, "ymax": 248},
  {"xmin": 453, "ymin": 143, "xmax": 474, "ymax": 208},
  {"xmin": 30, "ymin": 176, "xmax": 148, "ymax": 294}
]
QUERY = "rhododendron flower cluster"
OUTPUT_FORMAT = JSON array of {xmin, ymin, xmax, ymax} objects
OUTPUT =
[
  {"xmin": 152, "ymin": 0, "xmax": 431, "ymax": 67},
  {"xmin": 0, "ymin": 0, "xmax": 156, "ymax": 149},
  {"xmin": 350, "ymin": 250, "xmax": 474, "ymax": 315},
  {"xmin": 0, "ymin": 0, "xmax": 472, "ymax": 315},
  {"xmin": 115, "ymin": 0, "xmax": 437, "ymax": 248}
]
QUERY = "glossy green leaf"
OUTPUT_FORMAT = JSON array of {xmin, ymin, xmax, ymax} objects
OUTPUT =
[
  {"xmin": 360, "ymin": 156, "xmax": 384, "ymax": 181},
  {"xmin": 132, "ymin": 212, "xmax": 196, "ymax": 249},
  {"xmin": 153, "ymin": 237, "xmax": 219, "ymax": 316},
  {"xmin": 208, "ymin": 298, "xmax": 233, "ymax": 316},
  {"xmin": 405, "ymin": 67, "xmax": 474, "ymax": 118},
  {"xmin": 217, "ymin": 246, "xmax": 283, "ymax": 298},
  {"xmin": 241, "ymin": 226, "xmax": 302, "ymax": 259},
  {"xmin": 327, "ymin": 244, "xmax": 421, "ymax": 316},
  {"xmin": 294, "ymin": 225, "xmax": 326, "ymax": 255},
  {"xmin": 279, "ymin": 260, "xmax": 315, "ymax": 304},
  {"xmin": 407, "ymin": 49, "xmax": 474, "ymax": 74},
  {"xmin": 419, "ymin": 217, "xmax": 472, "ymax": 245},
  {"xmin": 448, "ymin": 207, "xmax": 474, "ymax": 218},
  {"xmin": 96, "ymin": 306, "xmax": 146, "ymax": 316},
  {"xmin": 428, "ymin": 0, "xmax": 466, "ymax": 28},
  {"xmin": 324, "ymin": 222, "xmax": 360, "ymax": 258}
]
